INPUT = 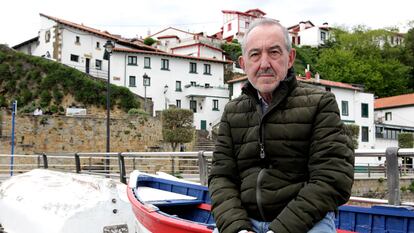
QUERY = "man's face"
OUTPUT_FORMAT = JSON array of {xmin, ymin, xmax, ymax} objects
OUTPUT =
[{"xmin": 239, "ymin": 24, "xmax": 296, "ymax": 95}]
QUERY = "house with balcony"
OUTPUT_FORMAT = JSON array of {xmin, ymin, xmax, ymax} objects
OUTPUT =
[
  {"xmin": 374, "ymin": 93, "xmax": 414, "ymax": 149},
  {"xmin": 228, "ymin": 75, "xmax": 375, "ymax": 149},
  {"xmin": 12, "ymin": 13, "xmax": 231, "ymax": 130},
  {"xmin": 147, "ymin": 27, "xmax": 224, "ymax": 60}
]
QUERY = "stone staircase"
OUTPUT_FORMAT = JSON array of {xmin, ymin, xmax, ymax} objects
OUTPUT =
[{"xmin": 193, "ymin": 130, "xmax": 215, "ymax": 151}]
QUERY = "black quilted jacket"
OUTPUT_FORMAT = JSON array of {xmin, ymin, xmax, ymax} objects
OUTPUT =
[{"xmin": 208, "ymin": 69, "xmax": 354, "ymax": 233}]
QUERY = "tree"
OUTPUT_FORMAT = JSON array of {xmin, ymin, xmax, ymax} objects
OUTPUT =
[
  {"xmin": 162, "ymin": 108, "xmax": 194, "ymax": 151},
  {"xmin": 143, "ymin": 37, "xmax": 157, "ymax": 46},
  {"xmin": 315, "ymin": 26, "xmax": 412, "ymax": 97}
]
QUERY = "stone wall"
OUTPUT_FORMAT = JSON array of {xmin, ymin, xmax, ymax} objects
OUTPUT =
[{"xmin": 0, "ymin": 111, "xmax": 165, "ymax": 154}]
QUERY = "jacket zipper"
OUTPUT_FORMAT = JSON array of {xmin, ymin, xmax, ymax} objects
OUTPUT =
[
  {"xmin": 256, "ymin": 168, "xmax": 267, "ymax": 221},
  {"xmin": 257, "ymin": 104, "xmax": 267, "ymax": 220}
]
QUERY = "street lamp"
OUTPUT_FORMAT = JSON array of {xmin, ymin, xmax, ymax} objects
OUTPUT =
[
  {"xmin": 143, "ymin": 73, "xmax": 150, "ymax": 112},
  {"xmin": 103, "ymin": 40, "xmax": 114, "ymax": 172},
  {"xmin": 164, "ymin": 84, "xmax": 169, "ymax": 110}
]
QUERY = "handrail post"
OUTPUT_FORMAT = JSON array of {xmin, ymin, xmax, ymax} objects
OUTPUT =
[
  {"xmin": 198, "ymin": 151, "xmax": 208, "ymax": 186},
  {"xmin": 75, "ymin": 153, "xmax": 81, "ymax": 173},
  {"xmin": 42, "ymin": 153, "xmax": 48, "ymax": 169},
  {"xmin": 386, "ymin": 147, "xmax": 400, "ymax": 205},
  {"xmin": 118, "ymin": 152, "xmax": 126, "ymax": 184}
]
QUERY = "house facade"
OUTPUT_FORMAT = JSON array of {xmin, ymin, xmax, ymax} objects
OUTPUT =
[
  {"xmin": 288, "ymin": 21, "xmax": 330, "ymax": 47},
  {"xmin": 228, "ymin": 76, "xmax": 375, "ymax": 149},
  {"xmin": 13, "ymin": 14, "xmax": 230, "ymax": 130},
  {"xmin": 220, "ymin": 9, "xmax": 267, "ymax": 42},
  {"xmin": 374, "ymin": 93, "xmax": 414, "ymax": 149},
  {"xmin": 111, "ymin": 47, "xmax": 230, "ymax": 129}
]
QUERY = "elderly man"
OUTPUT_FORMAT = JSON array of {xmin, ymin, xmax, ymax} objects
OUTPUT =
[{"xmin": 209, "ymin": 18, "xmax": 354, "ymax": 233}]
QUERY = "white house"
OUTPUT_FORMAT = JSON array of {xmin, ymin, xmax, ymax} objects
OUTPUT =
[
  {"xmin": 13, "ymin": 13, "xmax": 231, "ymax": 130},
  {"xmin": 228, "ymin": 75, "xmax": 375, "ymax": 150},
  {"xmin": 13, "ymin": 13, "xmax": 158, "ymax": 80},
  {"xmin": 147, "ymin": 27, "xmax": 224, "ymax": 61},
  {"xmin": 108, "ymin": 47, "xmax": 230, "ymax": 130},
  {"xmin": 374, "ymin": 93, "xmax": 414, "ymax": 149},
  {"xmin": 220, "ymin": 9, "xmax": 267, "ymax": 42},
  {"xmin": 288, "ymin": 21, "xmax": 330, "ymax": 47}
]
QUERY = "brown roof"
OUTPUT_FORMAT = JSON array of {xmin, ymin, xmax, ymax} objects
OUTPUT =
[
  {"xmin": 113, "ymin": 47, "xmax": 232, "ymax": 64},
  {"xmin": 374, "ymin": 93, "xmax": 414, "ymax": 109},
  {"xmin": 39, "ymin": 13, "xmax": 159, "ymax": 52},
  {"xmin": 227, "ymin": 75, "xmax": 364, "ymax": 91}
]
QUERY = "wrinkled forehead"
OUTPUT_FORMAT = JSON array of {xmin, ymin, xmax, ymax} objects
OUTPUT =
[{"xmin": 244, "ymin": 25, "xmax": 285, "ymax": 50}]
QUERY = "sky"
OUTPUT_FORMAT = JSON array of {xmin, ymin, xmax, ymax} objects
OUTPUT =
[{"xmin": 1, "ymin": 0, "xmax": 414, "ymax": 46}]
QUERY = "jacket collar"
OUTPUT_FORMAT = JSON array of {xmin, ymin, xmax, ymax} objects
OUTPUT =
[{"xmin": 242, "ymin": 67, "xmax": 297, "ymax": 105}]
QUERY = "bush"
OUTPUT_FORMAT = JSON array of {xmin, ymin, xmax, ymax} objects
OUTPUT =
[
  {"xmin": 399, "ymin": 133, "xmax": 414, "ymax": 148},
  {"xmin": 342, "ymin": 124, "xmax": 359, "ymax": 149},
  {"xmin": 128, "ymin": 108, "xmax": 148, "ymax": 116},
  {"xmin": 40, "ymin": 90, "xmax": 52, "ymax": 107}
]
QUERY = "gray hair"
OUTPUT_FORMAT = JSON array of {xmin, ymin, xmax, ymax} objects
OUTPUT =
[{"xmin": 241, "ymin": 18, "xmax": 292, "ymax": 54}]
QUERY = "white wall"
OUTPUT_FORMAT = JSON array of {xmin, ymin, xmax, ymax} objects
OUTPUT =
[
  {"xmin": 111, "ymin": 52, "xmax": 229, "ymax": 129},
  {"xmin": 375, "ymin": 106, "xmax": 414, "ymax": 127}
]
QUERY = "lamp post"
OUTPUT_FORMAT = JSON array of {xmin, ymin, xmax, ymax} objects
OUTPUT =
[
  {"xmin": 103, "ymin": 40, "xmax": 114, "ymax": 173},
  {"xmin": 164, "ymin": 84, "xmax": 169, "ymax": 110},
  {"xmin": 143, "ymin": 73, "xmax": 150, "ymax": 112}
]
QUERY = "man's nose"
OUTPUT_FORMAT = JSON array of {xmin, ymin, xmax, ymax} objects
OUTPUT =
[{"xmin": 259, "ymin": 54, "xmax": 271, "ymax": 69}]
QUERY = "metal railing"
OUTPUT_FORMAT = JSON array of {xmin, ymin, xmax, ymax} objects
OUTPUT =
[{"xmin": 2, "ymin": 148, "xmax": 414, "ymax": 205}]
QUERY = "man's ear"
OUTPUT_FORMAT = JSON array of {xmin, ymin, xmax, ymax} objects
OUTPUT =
[
  {"xmin": 288, "ymin": 48, "xmax": 296, "ymax": 68},
  {"xmin": 238, "ymin": 56, "xmax": 245, "ymax": 70}
]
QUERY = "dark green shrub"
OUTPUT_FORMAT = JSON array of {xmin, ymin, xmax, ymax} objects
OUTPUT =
[
  {"xmin": 49, "ymin": 105, "xmax": 58, "ymax": 113},
  {"xmin": 399, "ymin": 133, "xmax": 414, "ymax": 148},
  {"xmin": 53, "ymin": 89, "xmax": 64, "ymax": 104},
  {"xmin": 343, "ymin": 124, "xmax": 359, "ymax": 149},
  {"xmin": 40, "ymin": 90, "xmax": 52, "ymax": 107}
]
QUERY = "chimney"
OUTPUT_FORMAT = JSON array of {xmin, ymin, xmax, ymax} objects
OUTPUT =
[
  {"xmin": 315, "ymin": 72, "xmax": 320, "ymax": 82},
  {"xmin": 305, "ymin": 64, "xmax": 311, "ymax": 79}
]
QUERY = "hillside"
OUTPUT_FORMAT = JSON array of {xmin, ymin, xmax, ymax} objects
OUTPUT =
[{"xmin": 0, "ymin": 44, "xmax": 140, "ymax": 114}]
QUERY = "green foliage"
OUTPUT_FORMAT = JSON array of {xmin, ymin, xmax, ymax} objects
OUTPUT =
[
  {"xmin": 162, "ymin": 108, "xmax": 194, "ymax": 151},
  {"xmin": 398, "ymin": 133, "xmax": 414, "ymax": 148},
  {"xmin": 342, "ymin": 124, "xmax": 359, "ymax": 149},
  {"xmin": 143, "ymin": 37, "xmax": 157, "ymax": 46},
  {"xmin": 39, "ymin": 90, "xmax": 52, "ymax": 107},
  {"xmin": 0, "ymin": 96, "xmax": 6, "ymax": 107},
  {"xmin": 315, "ymin": 27, "xmax": 412, "ymax": 97},
  {"xmin": 0, "ymin": 44, "xmax": 140, "ymax": 113},
  {"xmin": 128, "ymin": 108, "xmax": 149, "ymax": 116},
  {"xmin": 221, "ymin": 40, "xmax": 242, "ymax": 67},
  {"xmin": 409, "ymin": 181, "xmax": 414, "ymax": 193}
]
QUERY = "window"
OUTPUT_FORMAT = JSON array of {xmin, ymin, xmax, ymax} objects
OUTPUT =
[
  {"xmin": 75, "ymin": 36, "xmax": 80, "ymax": 44},
  {"xmin": 189, "ymin": 62, "xmax": 197, "ymax": 73},
  {"xmin": 70, "ymin": 54, "xmax": 79, "ymax": 62},
  {"xmin": 175, "ymin": 81, "xmax": 182, "ymax": 91},
  {"xmin": 361, "ymin": 103, "xmax": 369, "ymax": 118},
  {"xmin": 144, "ymin": 57, "xmax": 151, "ymax": 68},
  {"xmin": 96, "ymin": 42, "xmax": 100, "ymax": 49},
  {"xmin": 190, "ymin": 81, "xmax": 196, "ymax": 86},
  {"xmin": 341, "ymin": 101, "xmax": 349, "ymax": 116},
  {"xmin": 213, "ymin": 99, "xmax": 219, "ymax": 111},
  {"xmin": 325, "ymin": 86, "xmax": 331, "ymax": 92},
  {"xmin": 297, "ymin": 36, "xmax": 301, "ymax": 45},
  {"xmin": 375, "ymin": 126, "xmax": 384, "ymax": 138},
  {"xmin": 205, "ymin": 83, "xmax": 210, "ymax": 88},
  {"xmin": 95, "ymin": 59, "xmax": 102, "ymax": 70},
  {"xmin": 245, "ymin": 22, "xmax": 250, "ymax": 28},
  {"xmin": 320, "ymin": 31, "xmax": 326, "ymax": 41},
  {"xmin": 204, "ymin": 64, "xmax": 211, "ymax": 75},
  {"xmin": 129, "ymin": 76, "xmax": 136, "ymax": 87},
  {"xmin": 45, "ymin": 30, "xmax": 51, "ymax": 43},
  {"xmin": 161, "ymin": 59, "xmax": 169, "ymax": 70},
  {"xmin": 385, "ymin": 112, "xmax": 392, "ymax": 121},
  {"xmin": 128, "ymin": 56, "xmax": 137, "ymax": 65},
  {"xmin": 361, "ymin": 126, "xmax": 369, "ymax": 142},
  {"xmin": 176, "ymin": 100, "xmax": 181, "ymax": 108},
  {"xmin": 190, "ymin": 100, "xmax": 197, "ymax": 113},
  {"xmin": 227, "ymin": 23, "xmax": 232, "ymax": 31},
  {"xmin": 143, "ymin": 76, "xmax": 151, "ymax": 86}
]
